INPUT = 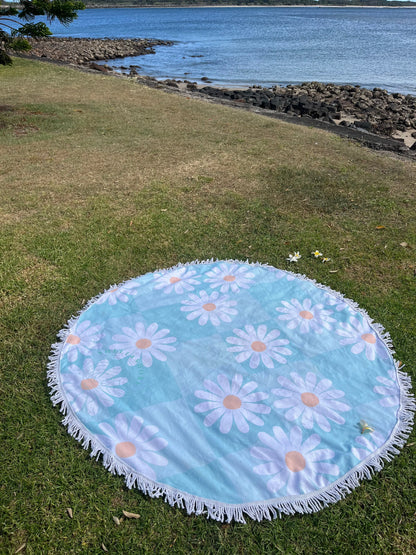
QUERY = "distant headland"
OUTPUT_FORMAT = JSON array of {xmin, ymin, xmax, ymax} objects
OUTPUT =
[{"xmin": 63, "ymin": 1, "xmax": 416, "ymax": 8}]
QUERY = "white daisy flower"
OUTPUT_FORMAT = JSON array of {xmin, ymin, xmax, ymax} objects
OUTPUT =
[
  {"xmin": 95, "ymin": 280, "xmax": 140, "ymax": 306},
  {"xmin": 322, "ymin": 257, "xmax": 331, "ymax": 263},
  {"xmin": 286, "ymin": 254, "xmax": 299, "ymax": 263},
  {"xmin": 62, "ymin": 358, "xmax": 127, "ymax": 416},
  {"xmin": 373, "ymin": 369, "xmax": 400, "ymax": 407},
  {"xmin": 153, "ymin": 267, "xmax": 200, "ymax": 295},
  {"xmin": 312, "ymin": 250, "xmax": 323, "ymax": 258},
  {"xmin": 109, "ymin": 322, "xmax": 176, "ymax": 367},
  {"xmin": 97, "ymin": 413, "xmax": 168, "ymax": 480},
  {"xmin": 63, "ymin": 320, "xmax": 102, "ymax": 363},
  {"xmin": 194, "ymin": 373, "xmax": 270, "ymax": 434},
  {"xmin": 351, "ymin": 430, "xmax": 387, "ymax": 461},
  {"xmin": 226, "ymin": 324, "xmax": 292, "ymax": 369},
  {"xmin": 251, "ymin": 425, "xmax": 339, "ymax": 495},
  {"xmin": 204, "ymin": 263, "xmax": 255, "ymax": 293},
  {"xmin": 272, "ymin": 372, "xmax": 350, "ymax": 432},
  {"xmin": 336, "ymin": 317, "xmax": 388, "ymax": 361},
  {"xmin": 180, "ymin": 290, "xmax": 237, "ymax": 326},
  {"xmin": 276, "ymin": 298, "xmax": 336, "ymax": 334}
]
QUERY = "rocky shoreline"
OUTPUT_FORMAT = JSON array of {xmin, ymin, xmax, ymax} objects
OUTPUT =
[
  {"xmin": 27, "ymin": 37, "xmax": 173, "ymax": 66},
  {"xmin": 25, "ymin": 37, "xmax": 416, "ymax": 155}
]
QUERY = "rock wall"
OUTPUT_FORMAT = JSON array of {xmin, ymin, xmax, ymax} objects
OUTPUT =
[
  {"xmin": 27, "ymin": 37, "xmax": 173, "ymax": 65},
  {"xmin": 196, "ymin": 82, "xmax": 416, "ymax": 145}
]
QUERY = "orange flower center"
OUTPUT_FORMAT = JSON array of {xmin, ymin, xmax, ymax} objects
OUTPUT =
[
  {"xmin": 115, "ymin": 441, "xmax": 136, "ymax": 458},
  {"xmin": 301, "ymin": 392, "xmax": 320, "ymax": 407},
  {"xmin": 80, "ymin": 378, "xmax": 99, "ymax": 391},
  {"xmin": 361, "ymin": 333, "xmax": 376, "ymax": 344},
  {"xmin": 223, "ymin": 395, "xmax": 242, "ymax": 410},
  {"xmin": 169, "ymin": 276, "xmax": 181, "ymax": 284},
  {"xmin": 251, "ymin": 341, "xmax": 266, "ymax": 352},
  {"xmin": 285, "ymin": 451, "xmax": 306, "ymax": 472},
  {"xmin": 66, "ymin": 334, "xmax": 81, "ymax": 345},
  {"xmin": 203, "ymin": 303, "xmax": 216, "ymax": 312},
  {"xmin": 135, "ymin": 338, "xmax": 152, "ymax": 349},
  {"xmin": 299, "ymin": 310, "xmax": 314, "ymax": 320},
  {"xmin": 223, "ymin": 275, "xmax": 236, "ymax": 282}
]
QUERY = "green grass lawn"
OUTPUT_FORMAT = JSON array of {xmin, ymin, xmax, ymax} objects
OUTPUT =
[{"xmin": 1, "ymin": 58, "xmax": 415, "ymax": 554}]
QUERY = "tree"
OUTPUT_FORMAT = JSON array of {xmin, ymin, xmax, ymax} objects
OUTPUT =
[{"xmin": 0, "ymin": 0, "xmax": 85, "ymax": 65}]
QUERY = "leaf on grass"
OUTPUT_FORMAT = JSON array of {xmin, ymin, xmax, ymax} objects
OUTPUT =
[
  {"xmin": 15, "ymin": 545, "xmax": 26, "ymax": 554},
  {"xmin": 375, "ymin": 225, "xmax": 385, "ymax": 230},
  {"xmin": 329, "ymin": 270, "xmax": 339, "ymax": 273},
  {"xmin": 101, "ymin": 543, "xmax": 108, "ymax": 552},
  {"xmin": 112, "ymin": 516, "xmax": 121, "ymax": 525},
  {"xmin": 66, "ymin": 507, "xmax": 73, "ymax": 519},
  {"xmin": 122, "ymin": 510, "xmax": 140, "ymax": 519},
  {"xmin": 400, "ymin": 242, "xmax": 410, "ymax": 248}
]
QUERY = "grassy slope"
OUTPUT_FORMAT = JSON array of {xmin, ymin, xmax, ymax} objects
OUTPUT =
[{"xmin": 0, "ymin": 59, "xmax": 415, "ymax": 554}]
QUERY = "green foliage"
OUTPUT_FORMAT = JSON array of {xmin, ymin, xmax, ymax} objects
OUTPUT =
[
  {"xmin": 12, "ymin": 22, "xmax": 53, "ymax": 37},
  {"xmin": 9, "ymin": 36, "xmax": 32, "ymax": 51},
  {"xmin": 0, "ymin": 0, "xmax": 85, "ymax": 64}
]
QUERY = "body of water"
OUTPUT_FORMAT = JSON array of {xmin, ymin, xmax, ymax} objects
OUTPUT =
[{"xmin": 45, "ymin": 7, "xmax": 416, "ymax": 94}]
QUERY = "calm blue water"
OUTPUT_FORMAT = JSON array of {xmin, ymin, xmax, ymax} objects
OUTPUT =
[{"xmin": 44, "ymin": 7, "xmax": 416, "ymax": 94}]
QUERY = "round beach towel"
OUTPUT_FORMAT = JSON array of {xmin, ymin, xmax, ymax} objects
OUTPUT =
[{"xmin": 48, "ymin": 260, "xmax": 414, "ymax": 522}]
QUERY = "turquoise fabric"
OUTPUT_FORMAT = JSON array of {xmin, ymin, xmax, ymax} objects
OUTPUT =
[{"xmin": 57, "ymin": 261, "xmax": 403, "ymax": 508}]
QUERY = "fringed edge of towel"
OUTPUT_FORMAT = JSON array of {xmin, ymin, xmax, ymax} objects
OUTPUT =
[{"xmin": 47, "ymin": 259, "xmax": 415, "ymax": 523}]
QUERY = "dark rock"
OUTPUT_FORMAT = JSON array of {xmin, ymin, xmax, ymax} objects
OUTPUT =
[
  {"xmin": 89, "ymin": 62, "xmax": 108, "ymax": 73},
  {"xmin": 164, "ymin": 80, "xmax": 179, "ymax": 88},
  {"xmin": 339, "ymin": 120, "xmax": 354, "ymax": 127},
  {"xmin": 354, "ymin": 120, "xmax": 373, "ymax": 132}
]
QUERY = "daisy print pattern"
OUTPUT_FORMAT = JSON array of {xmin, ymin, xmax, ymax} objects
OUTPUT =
[
  {"xmin": 276, "ymin": 298, "xmax": 336, "ymax": 334},
  {"xmin": 97, "ymin": 413, "xmax": 168, "ymax": 480},
  {"xmin": 194, "ymin": 373, "xmax": 270, "ymax": 434},
  {"xmin": 204, "ymin": 263, "xmax": 255, "ymax": 293},
  {"xmin": 251, "ymin": 425, "xmax": 340, "ymax": 495},
  {"xmin": 274, "ymin": 269, "xmax": 296, "ymax": 282},
  {"xmin": 374, "ymin": 369, "xmax": 400, "ymax": 407},
  {"xmin": 64, "ymin": 320, "xmax": 102, "ymax": 363},
  {"xmin": 95, "ymin": 280, "xmax": 140, "ymax": 306},
  {"xmin": 323, "ymin": 292, "xmax": 349, "ymax": 312},
  {"xmin": 62, "ymin": 358, "xmax": 127, "ymax": 416},
  {"xmin": 272, "ymin": 372, "xmax": 350, "ymax": 432},
  {"xmin": 153, "ymin": 267, "xmax": 200, "ymax": 295},
  {"xmin": 180, "ymin": 290, "xmax": 237, "ymax": 326},
  {"xmin": 336, "ymin": 317, "xmax": 388, "ymax": 361},
  {"xmin": 351, "ymin": 430, "xmax": 387, "ymax": 461},
  {"xmin": 226, "ymin": 325, "xmax": 292, "ymax": 369},
  {"xmin": 109, "ymin": 322, "xmax": 176, "ymax": 367}
]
